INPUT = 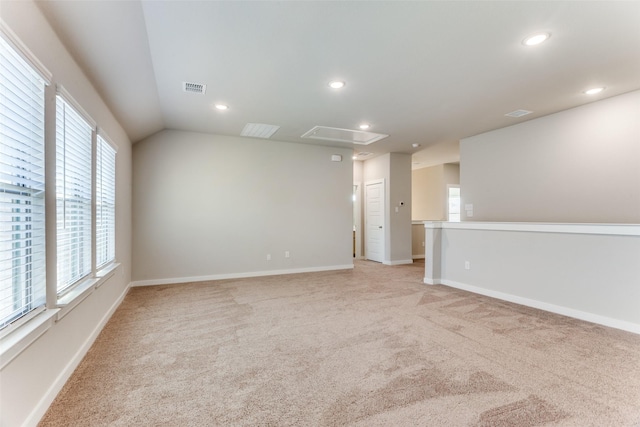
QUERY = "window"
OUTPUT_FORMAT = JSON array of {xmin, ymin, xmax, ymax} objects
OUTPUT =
[
  {"xmin": 56, "ymin": 96, "xmax": 93, "ymax": 294},
  {"xmin": 447, "ymin": 185, "xmax": 461, "ymax": 222},
  {"xmin": 0, "ymin": 25, "xmax": 118, "ymax": 341},
  {"xmin": 0, "ymin": 36, "xmax": 47, "ymax": 329},
  {"xmin": 96, "ymin": 135, "xmax": 116, "ymax": 267}
]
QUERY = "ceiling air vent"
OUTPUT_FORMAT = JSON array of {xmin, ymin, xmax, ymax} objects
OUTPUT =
[
  {"xmin": 183, "ymin": 81, "xmax": 206, "ymax": 95},
  {"xmin": 241, "ymin": 123, "xmax": 280, "ymax": 139},
  {"xmin": 505, "ymin": 109, "xmax": 532, "ymax": 118},
  {"xmin": 301, "ymin": 126, "xmax": 388, "ymax": 145}
]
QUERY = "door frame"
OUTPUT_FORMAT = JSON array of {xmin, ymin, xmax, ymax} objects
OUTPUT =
[
  {"xmin": 353, "ymin": 182, "xmax": 363, "ymax": 259},
  {"xmin": 364, "ymin": 179, "xmax": 386, "ymax": 262}
]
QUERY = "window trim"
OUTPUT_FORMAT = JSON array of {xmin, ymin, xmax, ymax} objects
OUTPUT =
[
  {"xmin": 0, "ymin": 24, "xmax": 49, "ymax": 334},
  {"xmin": 95, "ymin": 133, "xmax": 117, "ymax": 269},
  {"xmin": 0, "ymin": 20, "xmax": 52, "ymax": 84},
  {"xmin": 56, "ymin": 84, "xmax": 96, "ymax": 129},
  {"xmin": 0, "ymin": 307, "xmax": 58, "ymax": 370},
  {"xmin": 0, "ymin": 261, "xmax": 120, "ymax": 370},
  {"xmin": 447, "ymin": 184, "xmax": 461, "ymax": 222},
  {"xmin": 55, "ymin": 90, "xmax": 95, "ymax": 295},
  {"xmin": 0, "ymin": 22, "xmax": 120, "ymax": 370}
]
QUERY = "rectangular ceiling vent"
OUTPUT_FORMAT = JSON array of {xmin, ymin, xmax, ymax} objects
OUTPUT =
[
  {"xmin": 183, "ymin": 81, "xmax": 206, "ymax": 95},
  {"xmin": 505, "ymin": 109, "xmax": 532, "ymax": 118},
  {"xmin": 301, "ymin": 126, "xmax": 388, "ymax": 145},
  {"xmin": 241, "ymin": 123, "xmax": 280, "ymax": 139}
]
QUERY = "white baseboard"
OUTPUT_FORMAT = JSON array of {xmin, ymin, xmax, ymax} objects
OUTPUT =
[
  {"xmin": 131, "ymin": 264, "xmax": 355, "ymax": 287},
  {"xmin": 383, "ymin": 259, "xmax": 414, "ymax": 266},
  {"xmin": 440, "ymin": 279, "xmax": 640, "ymax": 335},
  {"xmin": 423, "ymin": 277, "xmax": 440, "ymax": 285},
  {"xmin": 24, "ymin": 282, "xmax": 131, "ymax": 427}
]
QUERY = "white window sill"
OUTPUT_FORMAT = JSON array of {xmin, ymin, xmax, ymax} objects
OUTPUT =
[
  {"xmin": 0, "ymin": 262, "xmax": 121, "ymax": 370},
  {"xmin": 0, "ymin": 308, "xmax": 59, "ymax": 370},
  {"xmin": 57, "ymin": 262, "xmax": 120, "ymax": 320}
]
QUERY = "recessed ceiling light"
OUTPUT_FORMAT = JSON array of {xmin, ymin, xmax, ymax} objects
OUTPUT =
[
  {"xmin": 215, "ymin": 104, "xmax": 229, "ymax": 110},
  {"xmin": 329, "ymin": 81, "xmax": 345, "ymax": 89},
  {"xmin": 412, "ymin": 143, "xmax": 421, "ymax": 148},
  {"xmin": 584, "ymin": 87, "xmax": 605, "ymax": 95},
  {"xmin": 523, "ymin": 32, "xmax": 550, "ymax": 46},
  {"xmin": 359, "ymin": 123, "xmax": 370, "ymax": 130}
]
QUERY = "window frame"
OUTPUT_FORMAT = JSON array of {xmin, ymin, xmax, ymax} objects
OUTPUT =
[
  {"xmin": 0, "ymin": 23, "xmax": 120, "ymax": 367},
  {"xmin": 55, "ymin": 91, "xmax": 95, "ymax": 296},
  {"xmin": 95, "ymin": 133, "xmax": 117, "ymax": 269},
  {"xmin": 447, "ymin": 184, "xmax": 461, "ymax": 222},
  {"xmin": 0, "ymin": 24, "xmax": 50, "ymax": 336}
]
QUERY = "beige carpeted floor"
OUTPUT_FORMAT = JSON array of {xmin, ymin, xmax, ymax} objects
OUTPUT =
[{"xmin": 40, "ymin": 260, "xmax": 640, "ymax": 426}]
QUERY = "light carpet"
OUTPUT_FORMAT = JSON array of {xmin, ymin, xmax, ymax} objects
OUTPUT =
[{"xmin": 40, "ymin": 260, "xmax": 640, "ymax": 426}]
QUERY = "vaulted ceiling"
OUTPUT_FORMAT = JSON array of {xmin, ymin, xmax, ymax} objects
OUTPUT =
[{"xmin": 35, "ymin": 1, "xmax": 640, "ymax": 167}]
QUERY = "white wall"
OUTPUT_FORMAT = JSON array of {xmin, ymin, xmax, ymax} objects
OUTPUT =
[
  {"xmin": 363, "ymin": 153, "xmax": 412, "ymax": 264},
  {"xmin": 132, "ymin": 130, "xmax": 353, "ymax": 283},
  {"xmin": 424, "ymin": 222, "xmax": 640, "ymax": 333},
  {"xmin": 460, "ymin": 90, "xmax": 640, "ymax": 223},
  {"xmin": 0, "ymin": 2, "xmax": 133, "ymax": 426}
]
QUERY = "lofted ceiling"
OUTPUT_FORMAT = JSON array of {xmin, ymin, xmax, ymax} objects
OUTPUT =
[{"xmin": 34, "ymin": 1, "xmax": 640, "ymax": 168}]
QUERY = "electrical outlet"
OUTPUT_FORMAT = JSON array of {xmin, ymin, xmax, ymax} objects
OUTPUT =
[
  {"xmin": 422, "ymin": 241, "xmax": 425, "ymax": 247},
  {"xmin": 285, "ymin": 251, "xmax": 290, "ymax": 258},
  {"xmin": 266, "ymin": 254, "xmax": 271, "ymax": 261},
  {"xmin": 464, "ymin": 261, "xmax": 470, "ymax": 270}
]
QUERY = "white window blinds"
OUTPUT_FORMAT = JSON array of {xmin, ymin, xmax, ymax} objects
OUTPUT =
[
  {"xmin": 0, "ymin": 36, "xmax": 47, "ymax": 329},
  {"xmin": 96, "ymin": 135, "xmax": 115, "ymax": 267},
  {"xmin": 56, "ymin": 96, "xmax": 92, "ymax": 293}
]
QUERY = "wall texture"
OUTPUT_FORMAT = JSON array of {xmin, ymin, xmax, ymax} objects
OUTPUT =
[
  {"xmin": 412, "ymin": 165, "xmax": 444, "ymax": 220},
  {"xmin": 363, "ymin": 154, "xmax": 413, "ymax": 264},
  {"xmin": 411, "ymin": 163, "xmax": 460, "ymax": 258},
  {"xmin": 424, "ymin": 222, "xmax": 640, "ymax": 333},
  {"xmin": 132, "ymin": 130, "xmax": 354, "ymax": 283},
  {"xmin": 460, "ymin": 90, "xmax": 640, "ymax": 223},
  {"xmin": 0, "ymin": 2, "xmax": 133, "ymax": 426},
  {"xmin": 411, "ymin": 222, "xmax": 425, "ymax": 258},
  {"xmin": 412, "ymin": 163, "xmax": 460, "ymax": 221},
  {"xmin": 389, "ymin": 153, "xmax": 413, "ymax": 263}
]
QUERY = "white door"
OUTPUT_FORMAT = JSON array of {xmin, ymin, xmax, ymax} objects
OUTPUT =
[{"xmin": 365, "ymin": 180, "xmax": 385, "ymax": 262}]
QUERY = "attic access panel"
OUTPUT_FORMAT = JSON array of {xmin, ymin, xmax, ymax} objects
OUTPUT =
[{"xmin": 301, "ymin": 126, "xmax": 388, "ymax": 145}]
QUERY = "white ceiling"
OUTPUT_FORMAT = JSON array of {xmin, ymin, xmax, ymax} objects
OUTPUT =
[{"xmin": 35, "ymin": 1, "xmax": 640, "ymax": 168}]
